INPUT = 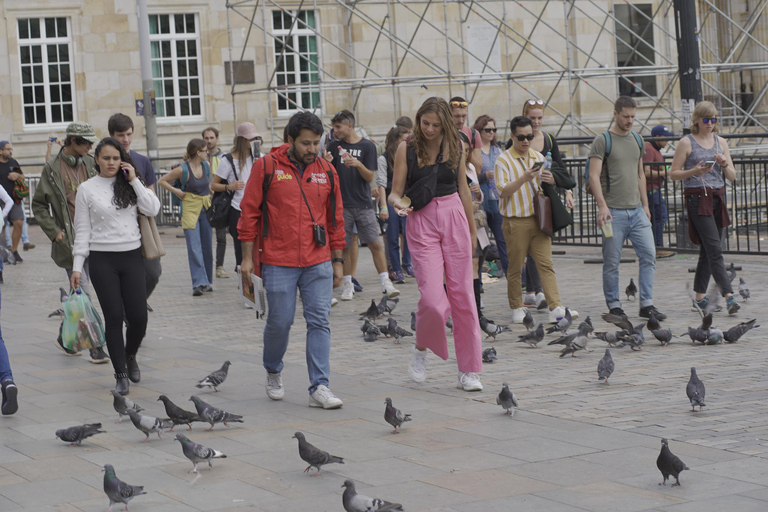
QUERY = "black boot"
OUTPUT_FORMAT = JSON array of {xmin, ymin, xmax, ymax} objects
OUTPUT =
[
  {"xmin": 473, "ymin": 278, "xmax": 483, "ymax": 320},
  {"xmin": 126, "ymin": 355, "xmax": 141, "ymax": 383},
  {"xmin": 115, "ymin": 372, "xmax": 130, "ymax": 395}
]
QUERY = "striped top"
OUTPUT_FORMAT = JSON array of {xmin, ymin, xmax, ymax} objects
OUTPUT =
[{"xmin": 494, "ymin": 147, "xmax": 544, "ymax": 218}]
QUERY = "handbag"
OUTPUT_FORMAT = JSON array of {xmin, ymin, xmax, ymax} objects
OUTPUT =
[
  {"xmin": 138, "ymin": 214, "xmax": 166, "ymax": 259},
  {"xmin": 12, "ymin": 169, "xmax": 29, "ymax": 203},
  {"xmin": 533, "ymin": 189, "xmax": 553, "ymax": 237},
  {"xmin": 404, "ymin": 139, "xmax": 444, "ymax": 211},
  {"xmin": 207, "ymin": 155, "xmax": 238, "ymax": 228}
]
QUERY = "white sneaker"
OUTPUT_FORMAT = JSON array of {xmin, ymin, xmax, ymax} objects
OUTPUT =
[
  {"xmin": 523, "ymin": 293, "xmax": 536, "ymax": 306},
  {"xmin": 341, "ymin": 281, "xmax": 354, "ymax": 300},
  {"xmin": 382, "ymin": 278, "xmax": 400, "ymax": 298},
  {"xmin": 308, "ymin": 384, "xmax": 343, "ymax": 409},
  {"xmin": 457, "ymin": 372, "xmax": 483, "ymax": 391},
  {"xmin": 548, "ymin": 306, "xmax": 578, "ymax": 323},
  {"xmin": 511, "ymin": 307, "xmax": 528, "ymax": 324},
  {"xmin": 408, "ymin": 346, "xmax": 427, "ymax": 383},
  {"xmin": 331, "ymin": 298, "xmax": 338, "ymax": 307},
  {"xmin": 266, "ymin": 371, "xmax": 284, "ymax": 400},
  {"xmin": 535, "ymin": 292, "xmax": 546, "ymax": 307}
]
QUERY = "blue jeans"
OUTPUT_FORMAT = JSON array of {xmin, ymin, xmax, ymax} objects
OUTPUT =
[
  {"xmin": 0, "ymin": 288, "xmax": 12, "ymax": 382},
  {"xmin": 647, "ymin": 190, "xmax": 667, "ymax": 247},
  {"xmin": 5, "ymin": 208, "xmax": 30, "ymax": 245},
  {"xmin": 602, "ymin": 205, "xmax": 657, "ymax": 309},
  {"xmin": 262, "ymin": 261, "xmax": 333, "ymax": 394},
  {"xmin": 386, "ymin": 203, "xmax": 411, "ymax": 272},
  {"xmin": 184, "ymin": 209, "xmax": 213, "ymax": 288},
  {"xmin": 485, "ymin": 202, "xmax": 508, "ymax": 274}
]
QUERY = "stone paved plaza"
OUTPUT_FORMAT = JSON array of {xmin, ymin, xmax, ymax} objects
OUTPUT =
[{"xmin": 1, "ymin": 225, "xmax": 767, "ymax": 512}]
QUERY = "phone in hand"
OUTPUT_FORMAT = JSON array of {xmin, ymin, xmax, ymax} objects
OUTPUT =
[
  {"xmin": 531, "ymin": 161, "xmax": 545, "ymax": 172},
  {"xmin": 49, "ymin": 137, "xmax": 57, "ymax": 142},
  {"xmin": 703, "ymin": 160, "xmax": 715, "ymax": 167}
]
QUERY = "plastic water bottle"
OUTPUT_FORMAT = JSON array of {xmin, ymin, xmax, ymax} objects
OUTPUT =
[
  {"xmin": 338, "ymin": 146, "xmax": 350, "ymax": 163},
  {"xmin": 543, "ymin": 152, "xmax": 552, "ymax": 171}
]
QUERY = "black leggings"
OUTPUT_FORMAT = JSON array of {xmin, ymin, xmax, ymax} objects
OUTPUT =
[
  {"xmin": 89, "ymin": 249, "xmax": 148, "ymax": 374},
  {"xmin": 216, "ymin": 226, "xmax": 228, "ymax": 268},
  {"xmin": 229, "ymin": 208, "xmax": 243, "ymax": 269},
  {"xmin": 688, "ymin": 195, "xmax": 733, "ymax": 296}
]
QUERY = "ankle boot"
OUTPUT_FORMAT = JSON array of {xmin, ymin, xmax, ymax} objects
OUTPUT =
[
  {"xmin": 126, "ymin": 355, "xmax": 141, "ymax": 383},
  {"xmin": 473, "ymin": 278, "xmax": 482, "ymax": 319},
  {"xmin": 115, "ymin": 372, "xmax": 130, "ymax": 395}
]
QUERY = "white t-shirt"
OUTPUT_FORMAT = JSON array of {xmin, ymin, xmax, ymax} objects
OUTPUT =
[{"xmin": 215, "ymin": 154, "xmax": 259, "ymax": 211}]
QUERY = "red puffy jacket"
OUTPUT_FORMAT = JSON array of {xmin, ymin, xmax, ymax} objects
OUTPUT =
[{"xmin": 238, "ymin": 144, "xmax": 346, "ymax": 268}]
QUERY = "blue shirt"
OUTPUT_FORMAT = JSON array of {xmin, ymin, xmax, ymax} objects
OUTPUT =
[{"xmin": 130, "ymin": 150, "xmax": 156, "ymax": 186}]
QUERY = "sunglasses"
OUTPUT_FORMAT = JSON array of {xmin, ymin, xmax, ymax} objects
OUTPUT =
[
  {"xmin": 515, "ymin": 134, "xmax": 535, "ymax": 141},
  {"xmin": 702, "ymin": 117, "xmax": 718, "ymax": 124},
  {"xmin": 526, "ymin": 99, "xmax": 545, "ymax": 106},
  {"xmin": 333, "ymin": 111, "xmax": 350, "ymax": 122},
  {"xmin": 483, "ymin": 128, "xmax": 498, "ymax": 133},
  {"xmin": 450, "ymin": 101, "xmax": 469, "ymax": 108},
  {"xmin": 74, "ymin": 137, "xmax": 92, "ymax": 146}
]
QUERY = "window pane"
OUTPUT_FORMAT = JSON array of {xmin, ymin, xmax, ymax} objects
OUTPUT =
[
  {"xmin": 176, "ymin": 40, "xmax": 186, "ymax": 58},
  {"xmin": 164, "ymin": 80, "xmax": 174, "ymax": 96},
  {"xmin": 614, "ymin": 4, "xmax": 657, "ymax": 97},
  {"xmin": 52, "ymin": 104, "xmax": 62, "ymax": 123},
  {"xmin": 18, "ymin": 19, "xmax": 29, "ymax": 39},
  {"xmin": 33, "ymin": 66, "xmax": 43, "ymax": 83},
  {"xmin": 35, "ymin": 85, "xmax": 45, "ymax": 103},
  {"xmin": 30, "ymin": 19, "xmax": 40, "ymax": 39},
  {"xmin": 165, "ymin": 99, "xmax": 175, "ymax": 116},
  {"xmin": 36, "ymin": 105, "xmax": 46, "ymax": 123},
  {"xmin": 23, "ymin": 87, "xmax": 33, "ymax": 104},
  {"xmin": 156, "ymin": 100, "xmax": 165, "ymax": 117},
  {"xmin": 24, "ymin": 106, "xmax": 35, "ymax": 124},
  {"xmin": 21, "ymin": 66, "xmax": 31, "ymax": 84},
  {"xmin": 188, "ymin": 60, "xmax": 198, "ymax": 76},
  {"xmin": 49, "ymin": 65, "xmax": 59, "ymax": 82},
  {"xmin": 63, "ymin": 103, "xmax": 73, "ymax": 122},
  {"xmin": 175, "ymin": 14, "xmax": 185, "ymax": 34},
  {"xmin": 50, "ymin": 84, "xmax": 61, "ymax": 102},
  {"xmin": 62, "ymin": 84, "xmax": 72, "ymax": 102},
  {"xmin": 162, "ymin": 61, "xmax": 172, "ymax": 78},
  {"xmin": 20, "ymin": 47, "xmax": 30, "ymax": 64},
  {"xmin": 185, "ymin": 14, "xmax": 195, "ymax": 32},
  {"xmin": 180, "ymin": 98, "xmax": 190, "ymax": 116},
  {"xmin": 187, "ymin": 41, "xmax": 196, "ymax": 58},
  {"xmin": 161, "ymin": 41, "xmax": 170, "ymax": 56},
  {"xmin": 151, "ymin": 41, "xmax": 160, "ymax": 59},
  {"xmin": 32, "ymin": 46, "xmax": 42, "ymax": 63},
  {"xmin": 306, "ymin": 10, "xmax": 316, "ymax": 29},
  {"xmin": 45, "ymin": 18, "xmax": 56, "ymax": 38},
  {"xmin": 273, "ymin": 11, "xmax": 282, "ymax": 30},
  {"xmin": 60, "ymin": 64, "xmax": 70, "ymax": 82},
  {"xmin": 179, "ymin": 79, "xmax": 188, "ymax": 96},
  {"xmin": 59, "ymin": 45, "xmax": 69, "ymax": 62},
  {"xmin": 160, "ymin": 15, "xmax": 170, "ymax": 34},
  {"xmin": 190, "ymin": 79, "xmax": 199, "ymax": 95},
  {"xmin": 57, "ymin": 18, "xmax": 67, "ymax": 37},
  {"xmin": 47, "ymin": 45, "xmax": 58, "ymax": 63},
  {"xmin": 191, "ymin": 98, "xmax": 200, "ymax": 115}
]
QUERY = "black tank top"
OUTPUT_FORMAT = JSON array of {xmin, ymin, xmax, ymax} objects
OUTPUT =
[{"xmin": 407, "ymin": 144, "xmax": 458, "ymax": 197}]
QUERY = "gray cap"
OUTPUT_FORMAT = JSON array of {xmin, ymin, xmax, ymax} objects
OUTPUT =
[{"xmin": 65, "ymin": 121, "xmax": 100, "ymax": 145}]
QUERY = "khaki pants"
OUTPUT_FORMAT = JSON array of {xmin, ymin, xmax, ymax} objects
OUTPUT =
[{"xmin": 502, "ymin": 216, "xmax": 561, "ymax": 310}]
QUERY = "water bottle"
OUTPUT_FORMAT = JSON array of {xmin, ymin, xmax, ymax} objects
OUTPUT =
[
  {"xmin": 338, "ymin": 146, "xmax": 350, "ymax": 163},
  {"xmin": 543, "ymin": 152, "xmax": 552, "ymax": 171}
]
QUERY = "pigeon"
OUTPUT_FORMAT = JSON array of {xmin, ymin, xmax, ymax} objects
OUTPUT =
[
  {"xmin": 445, "ymin": 316, "xmax": 453, "ymax": 332},
  {"xmin": 377, "ymin": 296, "xmax": 399, "ymax": 315},
  {"xmin": 111, "ymin": 389, "xmax": 143, "ymax": 423},
  {"xmin": 646, "ymin": 312, "xmax": 661, "ymax": 332},
  {"xmin": 189, "ymin": 395, "xmax": 244, "ymax": 431},
  {"xmin": 547, "ymin": 329, "xmax": 580, "ymax": 347},
  {"xmin": 686, "ymin": 367, "xmax": 706, "ymax": 412},
  {"xmin": 602, "ymin": 312, "xmax": 633, "ymax": 333},
  {"xmin": 727, "ymin": 262, "xmax": 737, "ymax": 283},
  {"xmin": 523, "ymin": 309, "xmax": 535, "ymax": 331},
  {"xmin": 699, "ymin": 312, "xmax": 713, "ymax": 331},
  {"xmin": 157, "ymin": 395, "xmax": 202, "ymax": 431},
  {"xmin": 739, "ymin": 277, "xmax": 750, "ymax": 301},
  {"xmin": 342, "ymin": 480, "xmax": 404, "ymax": 512},
  {"xmin": 48, "ymin": 287, "xmax": 69, "ymax": 317},
  {"xmin": 649, "ymin": 328, "xmax": 673, "ymax": 347},
  {"xmin": 175, "ymin": 433, "xmax": 227, "ymax": 473},
  {"xmin": 363, "ymin": 330, "xmax": 378, "ymax": 342},
  {"xmin": 705, "ymin": 328, "xmax": 724, "ymax": 345},
  {"xmin": 686, "ymin": 327, "xmax": 710, "ymax": 345},
  {"xmin": 723, "ymin": 319, "xmax": 759, "ymax": 343},
  {"xmin": 594, "ymin": 330, "xmax": 627, "ymax": 347},
  {"xmin": 361, "ymin": 319, "xmax": 380, "ymax": 336},
  {"xmin": 625, "ymin": 278, "xmax": 637, "ymax": 300},
  {"xmin": 384, "ymin": 398, "xmax": 411, "ymax": 434},
  {"xmin": 482, "ymin": 346, "xmax": 497, "ymax": 363},
  {"xmin": 577, "ymin": 318, "xmax": 594, "ymax": 335},
  {"xmin": 360, "ymin": 299, "xmax": 380, "ymax": 322},
  {"xmin": 546, "ymin": 307, "xmax": 572, "ymax": 334},
  {"xmin": 584, "ymin": 316, "xmax": 594, "ymax": 330},
  {"xmin": 410, "ymin": 311, "xmax": 417, "ymax": 331},
  {"xmin": 103, "ymin": 464, "xmax": 145, "ymax": 512},
  {"xmin": 657, "ymin": 439, "xmax": 689, "ymax": 486},
  {"xmin": 195, "ymin": 361, "xmax": 231, "ymax": 392},
  {"xmin": 480, "ymin": 316, "xmax": 511, "ymax": 341},
  {"xmin": 689, "ymin": 282, "xmax": 722, "ymax": 319},
  {"xmin": 127, "ymin": 409, "xmax": 173, "ymax": 442},
  {"xmin": 56, "ymin": 423, "xmax": 105, "ymax": 446},
  {"xmin": 619, "ymin": 323, "xmax": 645, "ymax": 351},
  {"xmin": 292, "ymin": 431, "xmax": 344, "ymax": 476},
  {"xmin": 387, "ymin": 317, "xmax": 412, "ymax": 344},
  {"xmin": 517, "ymin": 323, "xmax": 545, "ymax": 347},
  {"xmin": 597, "ymin": 349, "xmax": 614, "ymax": 384},
  {"xmin": 559, "ymin": 323, "xmax": 591, "ymax": 358},
  {"xmin": 496, "ymin": 382, "xmax": 518, "ymax": 416}
]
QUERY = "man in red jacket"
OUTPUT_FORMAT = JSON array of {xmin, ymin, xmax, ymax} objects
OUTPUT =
[{"xmin": 239, "ymin": 112, "xmax": 346, "ymax": 409}]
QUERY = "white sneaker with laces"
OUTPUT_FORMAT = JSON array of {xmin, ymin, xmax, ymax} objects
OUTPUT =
[
  {"xmin": 308, "ymin": 384, "xmax": 343, "ymax": 409},
  {"xmin": 523, "ymin": 293, "xmax": 536, "ymax": 306},
  {"xmin": 535, "ymin": 292, "xmax": 546, "ymax": 307},
  {"xmin": 382, "ymin": 278, "xmax": 400, "ymax": 298},
  {"xmin": 548, "ymin": 306, "xmax": 579, "ymax": 323},
  {"xmin": 511, "ymin": 307, "xmax": 528, "ymax": 324},
  {"xmin": 331, "ymin": 298, "xmax": 338, "ymax": 307},
  {"xmin": 341, "ymin": 281, "xmax": 354, "ymax": 300},
  {"xmin": 457, "ymin": 372, "xmax": 483, "ymax": 391},
  {"xmin": 408, "ymin": 346, "xmax": 427, "ymax": 383},
  {"xmin": 265, "ymin": 371, "xmax": 284, "ymax": 400}
]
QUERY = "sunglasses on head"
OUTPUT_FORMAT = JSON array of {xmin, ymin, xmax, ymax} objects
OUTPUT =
[
  {"xmin": 526, "ymin": 99, "xmax": 544, "ymax": 106},
  {"xmin": 483, "ymin": 128, "xmax": 497, "ymax": 133},
  {"xmin": 332, "ymin": 111, "xmax": 349, "ymax": 122},
  {"xmin": 515, "ymin": 133, "xmax": 535, "ymax": 141},
  {"xmin": 702, "ymin": 117, "xmax": 718, "ymax": 124},
  {"xmin": 450, "ymin": 101, "xmax": 469, "ymax": 108}
]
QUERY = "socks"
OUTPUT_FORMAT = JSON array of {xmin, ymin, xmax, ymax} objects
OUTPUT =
[
  {"xmin": 343, "ymin": 275, "xmax": 352, "ymax": 285},
  {"xmin": 379, "ymin": 272, "xmax": 389, "ymax": 285}
]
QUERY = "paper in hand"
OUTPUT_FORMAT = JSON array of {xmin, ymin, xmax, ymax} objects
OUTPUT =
[{"xmin": 240, "ymin": 271, "xmax": 266, "ymax": 318}]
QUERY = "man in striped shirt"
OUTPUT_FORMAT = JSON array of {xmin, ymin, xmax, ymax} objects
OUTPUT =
[{"xmin": 495, "ymin": 116, "xmax": 577, "ymax": 324}]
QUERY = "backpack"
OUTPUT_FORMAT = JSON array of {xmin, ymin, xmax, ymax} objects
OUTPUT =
[
  {"xmin": 171, "ymin": 161, "xmax": 210, "ymax": 207},
  {"xmin": 584, "ymin": 130, "xmax": 643, "ymax": 195},
  {"xmin": 260, "ymin": 155, "xmax": 337, "ymax": 238}
]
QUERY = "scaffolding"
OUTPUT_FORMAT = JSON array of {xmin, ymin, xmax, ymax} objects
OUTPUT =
[{"xmin": 225, "ymin": 0, "xmax": 768, "ymax": 152}]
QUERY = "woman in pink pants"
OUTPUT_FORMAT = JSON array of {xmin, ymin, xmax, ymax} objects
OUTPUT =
[{"xmin": 388, "ymin": 97, "xmax": 483, "ymax": 391}]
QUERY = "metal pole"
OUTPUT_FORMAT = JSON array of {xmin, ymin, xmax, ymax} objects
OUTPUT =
[
  {"xmin": 673, "ymin": 0, "xmax": 703, "ymax": 133},
  {"xmin": 136, "ymin": 0, "xmax": 158, "ymax": 160},
  {"xmin": 563, "ymin": 0, "xmax": 575, "ymax": 138},
  {"xmin": 386, "ymin": 0, "xmax": 399, "ymax": 121},
  {"xmin": 226, "ymin": 3, "xmax": 237, "ymax": 126}
]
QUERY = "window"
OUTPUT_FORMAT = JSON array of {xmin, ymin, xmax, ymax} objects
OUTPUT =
[
  {"xmin": 17, "ymin": 17, "xmax": 74, "ymax": 127},
  {"xmin": 272, "ymin": 10, "xmax": 320, "ymax": 113},
  {"xmin": 149, "ymin": 14, "xmax": 203, "ymax": 120},
  {"xmin": 615, "ymin": 4, "xmax": 657, "ymax": 97}
]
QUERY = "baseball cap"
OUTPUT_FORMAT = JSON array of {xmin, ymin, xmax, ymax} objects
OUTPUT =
[
  {"xmin": 65, "ymin": 122, "xmax": 100, "ymax": 144},
  {"xmin": 651, "ymin": 125, "xmax": 675, "ymax": 137},
  {"xmin": 236, "ymin": 122, "xmax": 261, "ymax": 140},
  {"xmin": 0, "ymin": 141, "xmax": 9, "ymax": 149}
]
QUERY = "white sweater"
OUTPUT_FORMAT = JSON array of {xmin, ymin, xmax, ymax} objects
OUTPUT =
[{"xmin": 72, "ymin": 175, "xmax": 161, "ymax": 273}]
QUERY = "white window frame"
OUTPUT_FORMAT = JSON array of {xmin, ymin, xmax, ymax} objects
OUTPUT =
[
  {"xmin": 17, "ymin": 17, "xmax": 76, "ymax": 130},
  {"xmin": 272, "ymin": 9, "xmax": 321, "ymax": 115},
  {"xmin": 149, "ymin": 13, "xmax": 205, "ymax": 123},
  {"xmin": 614, "ymin": 3, "xmax": 658, "ymax": 98}
]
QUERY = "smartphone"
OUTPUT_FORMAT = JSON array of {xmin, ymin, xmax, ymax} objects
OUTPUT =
[
  {"xmin": 49, "ymin": 137, "xmax": 57, "ymax": 142},
  {"xmin": 531, "ymin": 161, "xmax": 545, "ymax": 171},
  {"xmin": 703, "ymin": 160, "xmax": 715, "ymax": 167},
  {"xmin": 251, "ymin": 140, "xmax": 262, "ymax": 159}
]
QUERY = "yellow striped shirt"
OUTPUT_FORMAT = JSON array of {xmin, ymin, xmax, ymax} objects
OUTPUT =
[{"xmin": 494, "ymin": 147, "xmax": 544, "ymax": 218}]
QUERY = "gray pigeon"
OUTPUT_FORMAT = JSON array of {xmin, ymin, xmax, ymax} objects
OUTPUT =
[
  {"xmin": 360, "ymin": 300, "xmax": 380, "ymax": 322},
  {"xmin": 174, "ymin": 433, "xmax": 227, "ymax": 473},
  {"xmin": 727, "ymin": 262, "xmax": 737, "ymax": 283},
  {"xmin": 546, "ymin": 307, "xmax": 572, "ymax": 334},
  {"xmin": 189, "ymin": 395, "xmax": 244, "ymax": 431},
  {"xmin": 496, "ymin": 382, "xmax": 518, "ymax": 416},
  {"xmin": 739, "ymin": 277, "xmax": 750, "ymax": 301},
  {"xmin": 157, "ymin": 395, "xmax": 202, "ymax": 431},
  {"xmin": 363, "ymin": 330, "xmax": 378, "ymax": 342},
  {"xmin": 196, "ymin": 361, "xmax": 231, "ymax": 392},
  {"xmin": 384, "ymin": 397, "xmax": 411, "ymax": 434},
  {"xmin": 705, "ymin": 328, "xmax": 724, "ymax": 345},
  {"xmin": 479, "ymin": 316, "xmax": 510, "ymax": 341},
  {"xmin": 646, "ymin": 312, "xmax": 661, "ymax": 332},
  {"xmin": 618, "ymin": 323, "xmax": 645, "ymax": 351},
  {"xmin": 102, "ymin": 464, "xmax": 146, "ymax": 512},
  {"xmin": 48, "ymin": 287, "xmax": 69, "ymax": 317},
  {"xmin": 686, "ymin": 326, "xmax": 709, "ymax": 345},
  {"xmin": 410, "ymin": 311, "xmax": 416, "ymax": 331},
  {"xmin": 361, "ymin": 319, "xmax": 380, "ymax": 336},
  {"xmin": 111, "ymin": 389, "xmax": 143, "ymax": 423},
  {"xmin": 482, "ymin": 346, "xmax": 497, "ymax": 363},
  {"xmin": 594, "ymin": 330, "xmax": 627, "ymax": 347},
  {"xmin": 601, "ymin": 312, "xmax": 633, "ymax": 333},
  {"xmin": 56, "ymin": 423, "xmax": 105, "ymax": 446},
  {"xmin": 523, "ymin": 309, "xmax": 535, "ymax": 331},
  {"xmin": 597, "ymin": 349, "xmax": 614, "ymax": 384},
  {"xmin": 651, "ymin": 328, "xmax": 673, "ymax": 347},
  {"xmin": 699, "ymin": 312, "xmax": 713, "ymax": 331},
  {"xmin": 342, "ymin": 480, "xmax": 404, "ymax": 512},
  {"xmin": 657, "ymin": 439, "xmax": 689, "ymax": 486},
  {"xmin": 127, "ymin": 409, "xmax": 173, "ymax": 442},
  {"xmin": 387, "ymin": 317, "xmax": 412, "ymax": 344},
  {"xmin": 686, "ymin": 367, "xmax": 706, "ymax": 412},
  {"xmin": 378, "ymin": 296, "xmax": 399, "ymax": 315},
  {"xmin": 292, "ymin": 431, "xmax": 344, "ymax": 475},
  {"xmin": 517, "ymin": 323, "xmax": 545, "ymax": 347},
  {"xmin": 559, "ymin": 325, "xmax": 591, "ymax": 358},
  {"xmin": 626, "ymin": 278, "xmax": 637, "ymax": 300},
  {"xmin": 723, "ymin": 319, "xmax": 759, "ymax": 343}
]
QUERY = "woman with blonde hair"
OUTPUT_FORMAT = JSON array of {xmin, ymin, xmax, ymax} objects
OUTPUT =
[
  {"xmin": 159, "ymin": 139, "xmax": 213, "ymax": 296},
  {"xmin": 669, "ymin": 101, "xmax": 739, "ymax": 315},
  {"xmin": 389, "ymin": 97, "xmax": 483, "ymax": 392}
]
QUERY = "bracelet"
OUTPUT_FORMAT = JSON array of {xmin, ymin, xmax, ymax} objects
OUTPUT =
[{"xmin": 331, "ymin": 257, "xmax": 345, "ymax": 264}]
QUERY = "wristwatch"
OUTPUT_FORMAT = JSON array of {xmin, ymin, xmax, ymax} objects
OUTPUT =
[{"xmin": 332, "ymin": 258, "xmax": 345, "ymax": 264}]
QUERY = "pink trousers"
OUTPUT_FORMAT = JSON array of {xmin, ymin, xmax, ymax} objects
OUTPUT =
[{"xmin": 406, "ymin": 193, "xmax": 483, "ymax": 373}]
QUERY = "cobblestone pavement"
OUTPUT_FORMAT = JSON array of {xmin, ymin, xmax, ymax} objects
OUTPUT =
[{"xmin": 1, "ymin": 224, "xmax": 767, "ymax": 511}]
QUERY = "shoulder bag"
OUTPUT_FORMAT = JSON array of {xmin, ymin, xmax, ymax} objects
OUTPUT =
[
  {"xmin": 518, "ymin": 157, "xmax": 553, "ymax": 237},
  {"xmin": 207, "ymin": 154, "xmax": 238, "ymax": 228},
  {"xmin": 138, "ymin": 214, "xmax": 166, "ymax": 259},
  {"xmin": 404, "ymin": 138, "xmax": 444, "ymax": 211}
]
